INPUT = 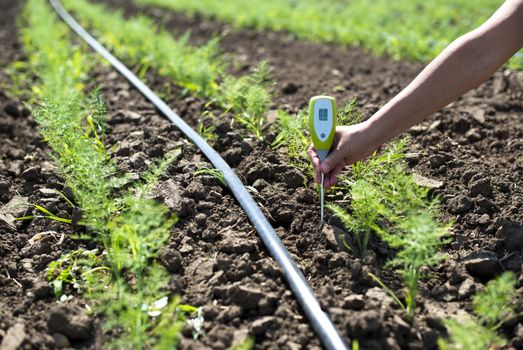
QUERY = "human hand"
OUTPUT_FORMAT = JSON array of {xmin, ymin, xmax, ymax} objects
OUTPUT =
[{"xmin": 307, "ymin": 123, "xmax": 377, "ymax": 189}]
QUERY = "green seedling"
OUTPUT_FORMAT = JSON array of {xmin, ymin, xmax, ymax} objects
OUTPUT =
[
  {"xmin": 337, "ymin": 98, "xmax": 365, "ymax": 126},
  {"xmin": 350, "ymin": 138, "xmax": 409, "ymax": 183},
  {"xmin": 199, "ymin": 119, "xmax": 217, "ymax": 141},
  {"xmin": 438, "ymin": 272, "xmax": 518, "ymax": 350},
  {"xmin": 472, "ymin": 271, "xmax": 518, "ymax": 329},
  {"xmin": 328, "ymin": 180, "xmax": 385, "ymax": 256},
  {"xmin": 270, "ymin": 109, "xmax": 309, "ymax": 169},
  {"xmin": 198, "ymin": 110, "xmax": 218, "ymax": 141},
  {"xmin": 106, "ymin": 197, "xmax": 177, "ymax": 274},
  {"xmin": 221, "ymin": 61, "xmax": 272, "ymax": 141},
  {"xmin": 438, "ymin": 318, "xmax": 504, "ymax": 350},
  {"xmin": 195, "ymin": 167, "xmax": 227, "ymax": 187},
  {"xmin": 17, "ymin": 204, "xmax": 72, "ymax": 224},
  {"xmin": 141, "ymin": 149, "xmax": 182, "ymax": 192},
  {"xmin": 86, "ymin": 269, "xmax": 177, "ymax": 348},
  {"xmin": 374, "ymin": 214, "xmax": 450, "ymax": 321},
  {"xmin": 4, "ymin": 60, "xmax": 35, "ymax": 100},
  {"xmin": 326, "ymin": 139, "xmax": 412, "ymax": 255}
]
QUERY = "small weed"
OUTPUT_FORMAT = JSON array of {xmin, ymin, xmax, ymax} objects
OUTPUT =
[
  {"xmin": 195, "ymin": 167, "xmax": 227, "ymax": 187},
  {"xmin": 16, "ymin": 204, "xmax": 72, "ymax": 224},
  {"xmin": 198, "ymin": 110, "xmax": 217, "ymax": 141},
  {"xmin": 46, "ymin": 248, "xmax": 103, "ymax": 297}
]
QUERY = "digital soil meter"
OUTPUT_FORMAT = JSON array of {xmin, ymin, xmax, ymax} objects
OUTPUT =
[{"xmin": 309, "ymin": 96, "xmax": 336, "ymax": 222}]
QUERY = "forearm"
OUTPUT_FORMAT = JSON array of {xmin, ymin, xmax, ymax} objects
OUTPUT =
[
  {"xmin": 363, "ymin": 0, "xmax": 523, "ymax": 149},
  {"xmin": 364, "ymin": 33, "xmax": 495, "ymax": 146}
]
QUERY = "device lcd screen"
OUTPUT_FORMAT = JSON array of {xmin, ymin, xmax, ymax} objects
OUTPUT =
[{"xmin": 319, "ymin": 108, "xmax": 328, "ymax": 121}]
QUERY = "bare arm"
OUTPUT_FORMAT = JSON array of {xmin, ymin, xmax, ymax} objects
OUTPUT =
[
  {"xmin": 364, "ymin": 0, "xmax": 523, "ymax": 150},
  {"xmin": 310, "ymin": 0, "xmax": 523, "ymax": 189}
]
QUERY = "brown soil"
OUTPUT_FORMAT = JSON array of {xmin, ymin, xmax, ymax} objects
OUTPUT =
[{"xmin": 1, "ymin": 0, "xmax": 522, "ymax": 349}]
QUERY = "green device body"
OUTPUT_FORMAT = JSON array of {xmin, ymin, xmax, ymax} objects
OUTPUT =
[{"xmin": 309, "ymin": 96, "xmax": 337, "ymax": 161}]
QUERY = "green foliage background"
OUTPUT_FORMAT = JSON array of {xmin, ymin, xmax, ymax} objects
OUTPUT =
[{"xmin": 137, "ymin": 0, "xmax": 522, "ymax": 70}]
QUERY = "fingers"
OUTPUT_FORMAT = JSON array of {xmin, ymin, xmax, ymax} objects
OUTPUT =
[
  {"xmin": 320, "ymin": 144, "xmax": 347, "ymax": 174},
  {"xmin": 309, "ymin": 142, "xmax": 349, "ymax": 188},
  {"xmin": 307, "ymin": 144, "xmax": 321, "ymax": 183},
  {"xmin": 307, "ymin": 144, "xmax": 320, "ymax": 168}
]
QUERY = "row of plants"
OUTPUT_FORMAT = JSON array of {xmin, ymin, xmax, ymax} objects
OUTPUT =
[
  {"xmin": 16, "ymin": 0, "xmax": 200, "ymax": 347},
  {"xmin": 135, "ymin": 0, "xmax": 523, "ymax": 70},
  {"xmin": 61, "ymin": 0, "xmax": 273, "ymax": 142}
]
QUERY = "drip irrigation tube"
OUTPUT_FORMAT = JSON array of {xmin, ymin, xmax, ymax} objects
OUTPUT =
[{"xmin": 48, "ymin": 1, "xmax": 348, "ymax": 348}]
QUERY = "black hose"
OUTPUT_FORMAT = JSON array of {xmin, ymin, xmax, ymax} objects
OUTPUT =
[{"xmin": 48, "ymin": 1, "xmax": 348, "ymax": 348}]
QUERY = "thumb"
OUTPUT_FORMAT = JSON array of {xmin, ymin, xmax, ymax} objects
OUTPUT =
[{"xmin": 320, "ymin": 148, "xmax": 346, "ymax": 174}]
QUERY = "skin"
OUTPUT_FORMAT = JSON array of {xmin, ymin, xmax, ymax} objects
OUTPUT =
[{"xmin": 309, "ymin": 0, "xmax": 523, "ymax": 189}]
